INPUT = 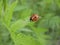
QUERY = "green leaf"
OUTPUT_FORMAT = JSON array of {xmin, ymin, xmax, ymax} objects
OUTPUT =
[
  {"xmin": 3, "ymin": 0, "xmax": 18, "ymax": 27},
  {"xmin": 0, "ymin": 1, "xmax": 2, "ymax": 19},
  {"xmin": 14, "ymin": 33, "xmax": 40, "ymax": 45},
  {"xmin": 3, "ymin": 0, "xmax": 8, "ymax": 10},
  {"xmin": 10, "ymin": 9, "xmax": 32, "ymax": 32},
  {"xmin": 20, "ymin": 9, "xmax": 32, "ymax": 19},
  {"xmin": 38, "ymin": 13, "xmax": 54, "ymax": 28},
  {"xmin": 38, "ymin": 37, "xmax": 48, "ymax": 45},
  {"xmin": 20, "ymin": 0, "xmax": 26, "ymax": 5},
  {"xmin": 10, "ymin": 17, "xmax": 30, "ymax": 33},
  {"xmin": 49, "ymin": 16, "xmax": 60, "ymax": 29},
  {"xmin": 14, "ymin": 5, "xmax": 28, "ymax": 12},
  {"xmin": 29, "ymin": 23, "xmax": 48, "ymax": 35},
  {"xmin": 56, "ymin": 0, "xmax": 60, "ymax": 8}
]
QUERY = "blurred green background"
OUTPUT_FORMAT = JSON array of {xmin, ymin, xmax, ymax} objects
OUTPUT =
[{"xmin": 0, "ymin": 0, "xmax": 60, "ymax": 45}]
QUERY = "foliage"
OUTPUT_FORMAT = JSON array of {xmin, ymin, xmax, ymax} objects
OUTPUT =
[{"xmin": 0, "ymin": 0, "xmax": 60, "ymax": 45}]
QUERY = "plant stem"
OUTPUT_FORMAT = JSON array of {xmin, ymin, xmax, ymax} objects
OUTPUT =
[{"xmin": 3, "ymin": 0, "xmax": 7, "ymax": 11}]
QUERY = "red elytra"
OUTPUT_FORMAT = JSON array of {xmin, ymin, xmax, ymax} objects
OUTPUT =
[{"xmin": 30, "ymin": 14, "xmax": 39, "ymax": 21}]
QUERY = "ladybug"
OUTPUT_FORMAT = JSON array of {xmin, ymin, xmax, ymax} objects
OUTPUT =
[{"xmin": 30, "ymin": 14, "xmax": 39, "ymax": 21}]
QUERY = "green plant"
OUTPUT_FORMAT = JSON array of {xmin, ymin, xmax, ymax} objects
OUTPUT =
[
  {"xmin": 0, "ymin": 0, "xmax": 60, "ymax": 45},
  {"xmin": 0, "ymin": 0, "xmax": 50, "ymax": 45}
]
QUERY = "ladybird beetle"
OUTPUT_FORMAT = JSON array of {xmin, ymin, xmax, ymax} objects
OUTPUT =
[{"xmin": 30, "ymin": 14, "xmax": 39, "ymax": 21}]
